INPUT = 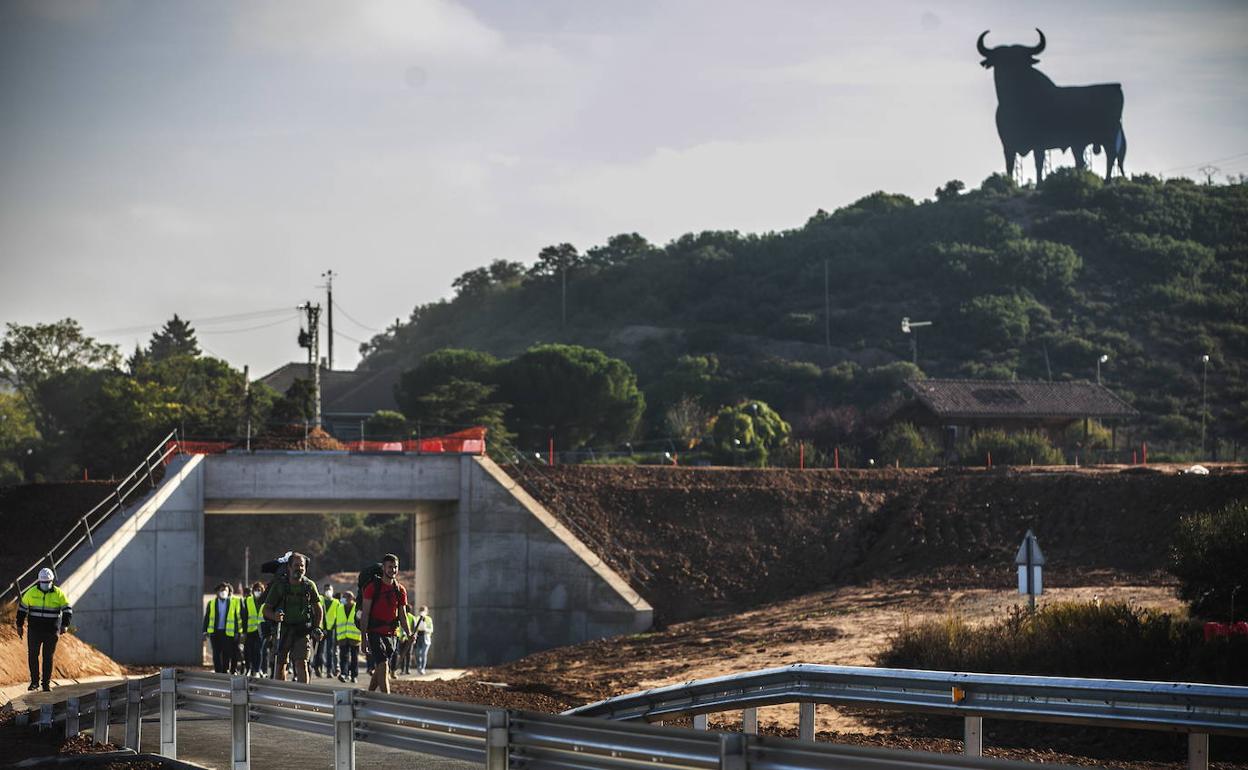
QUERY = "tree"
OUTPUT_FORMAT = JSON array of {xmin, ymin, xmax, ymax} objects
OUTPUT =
[
  {"xmin": 135, "ymin": 355, "xmax": 270, "ymax": 438},
  {"xmin": 525, "ymin": 243, "xmax": 581, "ymax": 280},
  {"xmin": 1172, "ymin": 500, "xmax": 1248, "ymax": 620},
  {"xmin": 147, "ymin": 314, "xmax": 200, "ymax": 361},
  {"xmin": 0, "ymin": 392, "xmax": 37, "ymax": 484},
  {"xmin": 0, "ymin": 319, "xmax": 119, "ymax": 434},
  {"xmin": 935, "ymin": 179, "xmax": 965, "ymax": 202},
  {"xmin": 496, "ymin": 344, "xmax": 644, "ymax": 448},
  {"xmin": 364, "ymin": 410, "xmax": 408, "ymax": 439},
  {"xmin": 878, "ymin": 422, "xmax": 936, "ymax": 466},
  {"xmin": 665, "ymin": 395, "xmax": 711, "ymax": 449},
  {"xmin": 709, "ymin": 400, "xmax": 791, "ymax": 467},
  {"xmin": 410, "ymin": 378, "xmax": 512, "ymax": 445},
  {"xmin": 451, "ymin": 267, "xmax": 493, "ymax": 298},
  {"xmin": 395, "ymin": 349, "xmax": 502, "ymax": 420},
  {"xmin": 585, "ymin": 233, "xmax": 657, "ymax": 269}
]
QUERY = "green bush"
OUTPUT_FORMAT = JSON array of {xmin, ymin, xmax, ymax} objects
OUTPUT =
[
  {"xmin": 1172, "ymin": 500, "xmax": 1248, "ymax": 621},
  {"xmin": 958, "ymin": 429, "xmax": 1063, "ymax": 466},
  {"xmin": 878, "ymin": 422, "xmax": 937, "ymax": 467},
  {"xmin": 877, "ymin": 601, "xmax": 1246, "ymax": 684}
]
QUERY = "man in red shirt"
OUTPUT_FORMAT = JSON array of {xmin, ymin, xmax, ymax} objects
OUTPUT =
[{"xmin": 360, "ymin": 553, "xmax": 412, "ymax": 692}]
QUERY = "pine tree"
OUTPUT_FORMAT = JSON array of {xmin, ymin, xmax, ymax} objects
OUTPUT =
[{"xmin": 147, "ymin": 314, "xmax": 200, "ymax": 361}]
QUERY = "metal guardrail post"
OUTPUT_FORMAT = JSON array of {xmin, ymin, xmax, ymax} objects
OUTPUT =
[
  {"xmin": 160, "ymin": 668, "xmax": 177, "ymax": 759},
  {"xmin": 66, "ymin": 697, "xmax": 80, "ymax": 738},
  {"xmin": 486, "ymin": 709, "xmax": 509, "ymax": 770},
  {"xmin": 742, "ymin": 707, "xmax": 758, "ymax": 735},
  {"xmin": 720, "ymin": 732, "xmax": 747, "ymax": 770},
  {"xmin": 693, "ymin": 713, "xmax": 709, "ymax": 730},
  {"xmin": 230, "ymin": 675, "xmax": 250, "ymax": 770},
  {"xmin": 798, "ymin": 702, "xmax": 815, "ymax": 742},
  {"xmin": 1190, "ymin": 734, "xmax": 1209, "ymax": 770},
  {"xmin": 94, "ymin": 687, "xmax": 110, "ymax": 744},
  {"xmin": 964, "ymin": 716, "xmax": 983, "ymax": 757},
  {"xmin": 334, "ymin": 689, "xmax": 354, "ymax": 770},
  {"xmin": 125, "ymin": 678, "xmax": 142, "ymax": 750}
]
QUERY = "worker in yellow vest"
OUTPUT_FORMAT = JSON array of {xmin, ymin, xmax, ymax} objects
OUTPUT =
[
  {"xmin": 242, "ymin": 581, "xmax": 266, "ymax": 677},
  {"xmin": 203, "ymin": 582, "xmax": 241, "ymax": 673},
  {"xmin": 413, "ymin": 606, "xmax": 433, "ymax": 675},
  {"xmin": 330, "ymin": 591, "xmax": 362, "ymax": 682},
  {"xmin": 16, "ymin": 567, "xmax": 73, "ymax": 692}
]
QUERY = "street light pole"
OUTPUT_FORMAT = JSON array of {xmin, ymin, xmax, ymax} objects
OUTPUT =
[
  {"xmin": 1096, "ymin": 354, "xmax": 1108, "ymax": 385},
  {"xmin": 1201, "ymin": 354, "xmax": 1210, "ymax": 457}
]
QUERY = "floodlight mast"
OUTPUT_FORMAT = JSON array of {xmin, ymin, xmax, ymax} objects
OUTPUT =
[{"xmin": 900, "ymin": 317, "xmax": 933, "ymax": 365}]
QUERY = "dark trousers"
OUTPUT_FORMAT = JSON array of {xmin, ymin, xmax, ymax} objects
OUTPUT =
[
  {"xmin": 209, "ymin": 631, "xmax": 236, "ymax": 673},
  {"xmin": 27, "ymin": 628, "xmax": 58, "ymax": 686},
  {"xmin": 244, "ymin": 633, "xmax": 263, "ymax": 675},
  {"xmin": 338, "ymin": 642, "xmax": 359, "ymax": 679}
]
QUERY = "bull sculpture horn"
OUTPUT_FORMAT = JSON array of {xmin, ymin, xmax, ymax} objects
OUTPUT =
[
  {"xmin": 976, "ymin": 30, "xmax": 991, "ymax": 57},
  {"xmin": 1026, "ymin": 28, "xmax": 1046, "ymax": 55}
]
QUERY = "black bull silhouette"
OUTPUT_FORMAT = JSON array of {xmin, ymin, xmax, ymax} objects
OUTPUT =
[{"xmin": 978, "ymin": 29, "xmax": 1126, "ymax": 182}]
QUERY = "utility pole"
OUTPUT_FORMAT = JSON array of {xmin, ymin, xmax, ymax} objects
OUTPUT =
[
  {"xmin": 297, "ymin": 301, "xmax": 323, "ymax": 428},
  {"xmin": 1201, "ymin": 354, "xmax": 1210, "ymax": 457},
  {"xmin": 901, "ymin": 317, "xmax": 933, "ymax": 365},
  {"xmin": 560, "ymin": 260, "xmax": 567, "ymax": 330},
  {"xmin": 321, "ymin": 269, "xmax": 337, "ymax": 370},
  {"xmin": 1199, "ymin": 165, "xmax": 1220, "ymax": 186},
  {"xmin": 243, "ymin": 365, "xmax": 252, "ymax": 452}
]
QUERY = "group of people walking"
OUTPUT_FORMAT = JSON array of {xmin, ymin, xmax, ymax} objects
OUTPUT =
[{"xmin": 201, "ymin": 552, "xmax": 433, "ymax": 692}]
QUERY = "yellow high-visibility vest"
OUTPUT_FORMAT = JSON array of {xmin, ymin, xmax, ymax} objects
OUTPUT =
[
  {"xmin": 335, "ymin": 601, "xmax": 362, "ymax": 643},
  {"xmin": 244, "ymin": 596, "xmax": 263, "ymax": 633},
  {"xmin": 414, "ymin": 613, "xmax": 433, "ymax": 638},
  {"xmin": 205, "ymin": 597, "xmax": 241, "ymax": 637},
  {"xmin": 20, "ymin": 584, "xmax": 72, "ymax": 629}
]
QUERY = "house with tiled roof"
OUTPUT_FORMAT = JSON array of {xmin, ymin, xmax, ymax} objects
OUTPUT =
[
  {"xmin": 258, "ymin": 363, "xmax": 402, "ymax": 439},
  {"xmin": 897, "ymin": 378, "xmax": 1138, "ymax": 460}
]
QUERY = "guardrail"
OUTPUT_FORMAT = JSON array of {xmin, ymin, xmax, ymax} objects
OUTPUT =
[
  {"xmin": 566, "ymin": 663, "xmax": 1248, "ymax": 769},
  {"xmin": 17, "ymin": 669, "xmax": 1097, "ymax": 770},
  {"xmin": 3, "ymin": 430, "xmax": 180, "ymax": 605}
]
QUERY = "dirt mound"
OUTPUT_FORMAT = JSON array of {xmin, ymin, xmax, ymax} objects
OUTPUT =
[
  {"xmin": 0, "ymin": 606, "xmax": 125, "ymax": 687},
  {"xmin": 251, "ymin": 425, "xmax": 346, "ymax": 451},
  {"xmin": 514, "ymin": 465, "xmax": 1248, "ymax": 624}
]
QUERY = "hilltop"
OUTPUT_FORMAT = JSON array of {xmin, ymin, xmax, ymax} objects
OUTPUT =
[{"xmin": 359, "ymin": 173, "xmax": 1248, "ymax": 454}]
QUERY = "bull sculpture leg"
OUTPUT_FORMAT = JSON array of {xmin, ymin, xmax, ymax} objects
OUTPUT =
[
  {"xmin": 1004, "ymin": 148, "xmax": 1015, "ymax": 179},
  {"xmin": 1072, "ymin": 145, "xmax": 1088, "ymax": 171},
  {"xmin": 1034, "ymin": 148, "xmax": 1046, "ymax": 184}
]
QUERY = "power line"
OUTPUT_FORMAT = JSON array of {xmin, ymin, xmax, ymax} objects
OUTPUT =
[
  {"xmin": 333, "ymin": 328, "xmax": 369, "ymax": 345},
  {"xmin": 92, "ymin": 307, "xmax": 294, "ymax": 336},
  {"xmin": 197, "ymin": 314, "xmax": 300, "ymax": 335},
  {"xmin": 1159, "ymin": 151, "xmax": 1248, "ymax": 174},
  {"xmin": 332, "ymin": 299, "xmax": 381, "ymax": 332}
]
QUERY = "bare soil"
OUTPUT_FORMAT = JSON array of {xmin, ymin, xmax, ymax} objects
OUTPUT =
[{"xmin": 0, "ymin": 605, "xmax": 124, "ymax": 688}]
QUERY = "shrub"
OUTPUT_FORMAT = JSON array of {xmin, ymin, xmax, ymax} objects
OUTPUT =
[
  {"xmin": 1172, "ymin": 500, "xmax": 1248, "ymax": 621},
  {"xmin": 958, "ymin": 429, "xmax": 1063, "ymax": 466},
  {"xmin": 878, "ymin": 422, "xmax": 937, "ymax": 467}
]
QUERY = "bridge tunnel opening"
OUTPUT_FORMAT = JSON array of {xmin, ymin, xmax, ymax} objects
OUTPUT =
[{"xmin": 201, "ymin": 502, "xmax": 459, "ymax": 668}]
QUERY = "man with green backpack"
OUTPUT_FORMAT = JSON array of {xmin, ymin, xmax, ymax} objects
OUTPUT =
[{"xmin": 261, "ymin": 552, "xmax": 324, "ymax": 683}]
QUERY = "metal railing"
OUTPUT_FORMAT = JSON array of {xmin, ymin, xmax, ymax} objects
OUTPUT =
[
  {"xmin": 566, "ymin": 663, "xmax": 1248, "ymax": 770},
  {"xmin": 3, "ymin": 430, "xmax": 180, "ymax": 605},
  {"xmin": 19, "ymin": 669, "xmax": 1085, "ymax": 770}
]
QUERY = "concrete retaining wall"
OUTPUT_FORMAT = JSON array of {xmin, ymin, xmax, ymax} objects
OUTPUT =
[{"xmin": 59, "ymin": 455, "xmax": 205, "ymax": 665}]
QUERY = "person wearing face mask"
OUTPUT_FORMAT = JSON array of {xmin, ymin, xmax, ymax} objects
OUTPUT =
[
  {"xmin": 16, "ymin": 568, "xmax": 73, "ymax": 692},
  {"xmin": 242, "ymin": 581, "xmax": 266, "ymax": 677},
  {"xmin": 262, "ymin": 552, "xmax": 324, "ymax": 683},
  {"xmin": 203, "ymin": 582, "xmax": 241, "ymax": 673}
]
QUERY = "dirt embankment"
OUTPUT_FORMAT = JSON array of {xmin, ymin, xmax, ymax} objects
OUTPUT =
[
  {"xmin": 0, "ymin": 605, "xmax": 124, "ymax": 687},
  {"xmin": 515, "ymin": 465, "xmax": 1248, "ymax": 624}
]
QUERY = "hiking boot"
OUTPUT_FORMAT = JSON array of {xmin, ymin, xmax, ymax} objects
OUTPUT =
[
  {"xmin": 28, "ymin": 683, "xmax": 38, "ymax": 691},
  {"xmin": 41, "ymin": 684, "xmax": 51, "ymax": 692},
  {"xmin": 350, "ymin": 676, "xmax": 357, "ymax": 683}
]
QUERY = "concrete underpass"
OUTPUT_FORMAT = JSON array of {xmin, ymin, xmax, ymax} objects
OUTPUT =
[{"xmin": 56, "ymin": 452, "xmax": 652, "ymax": 666}]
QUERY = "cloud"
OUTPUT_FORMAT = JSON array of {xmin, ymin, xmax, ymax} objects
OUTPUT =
[{"xmin": 233, "ymin": 0, "xmax": 503, "ymax": 59}]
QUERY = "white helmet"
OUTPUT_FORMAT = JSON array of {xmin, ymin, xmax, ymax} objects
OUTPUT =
[{"xmin": 38, "ymin": 567, "xmax": 55, "ymax": 583}]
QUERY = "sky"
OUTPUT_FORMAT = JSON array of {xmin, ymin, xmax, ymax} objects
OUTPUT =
[{"xmin": 2, "ymin": 0, "xmax": 1246, "ymax": 376}]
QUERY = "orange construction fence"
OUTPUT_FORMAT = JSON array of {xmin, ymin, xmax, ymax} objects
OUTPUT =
[{"xmin": 170, "ymin": 427, "xmax": 487, "ymax": 457}]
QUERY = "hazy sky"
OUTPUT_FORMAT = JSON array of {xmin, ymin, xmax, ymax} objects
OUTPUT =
[{"xmin": 2, "ymin": 0, "xmax": 1245, "ymax": 375}]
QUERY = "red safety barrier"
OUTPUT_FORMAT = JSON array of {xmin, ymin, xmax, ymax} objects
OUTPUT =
[
  {"xmin": 1203, "ymin": 622, "xmax": 1248, "ymax": 641},
  {"xmin": 171, "ymin": 440, "xmax": 234, "ymax": 456},
  {"xmin": 403, "ymin": 427, "xmax": 487, "ymax": 456},
  {"xmin": 351, "ymin": 441, "xmax": 405, "ymax": 453}
]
